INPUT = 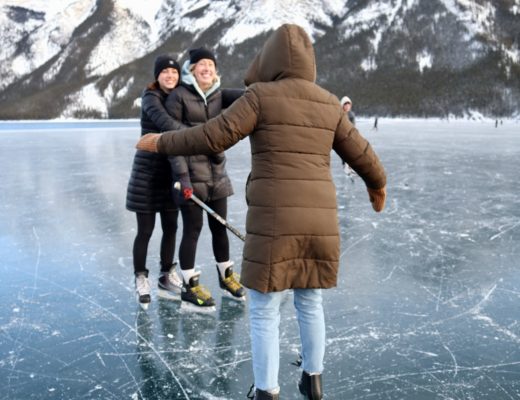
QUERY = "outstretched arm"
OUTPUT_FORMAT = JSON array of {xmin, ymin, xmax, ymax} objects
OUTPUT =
[
  {"xmin": 333, "ymin": 114, "xmax": 387, "ymax": 212},
  {"xmin": 137, "ymin": 89, "xmax": 259, "ymax": 155}
]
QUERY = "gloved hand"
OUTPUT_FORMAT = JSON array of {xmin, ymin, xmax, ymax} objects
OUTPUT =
[
  {"xmin": 367, "ymin": 186, "xmax": 386, "ymax": 212},
  {"xmin": 175, "ymin": 174, "xmax": 193, "ymax": 203},
  {"xmin": 183, "ymin": 187, "xmax": 193, "ymax": 200},
  {"xmin": 136, "ymin": 133, "xmax": 160, "ymax": 152}
]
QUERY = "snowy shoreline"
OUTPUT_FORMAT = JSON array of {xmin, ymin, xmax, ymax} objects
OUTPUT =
[{"xmin": 0, "ymin": 116, "xmax": 518, "ymax": 124}]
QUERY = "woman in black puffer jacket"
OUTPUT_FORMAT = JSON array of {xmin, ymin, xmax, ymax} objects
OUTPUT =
[
  {"xmin": 164, "ymin": 47, "xmax": 245, "ymax": 310},
  {"xmin": 126, "ymin": 55, "xmax": 186, "ymax": 308}
]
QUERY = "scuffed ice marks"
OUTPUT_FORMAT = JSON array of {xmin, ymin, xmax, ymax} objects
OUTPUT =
[
  {"xmin": 325, "ymin": 284, "xmax": 520, "ymax": 399},
  {"xmin": 329, "ymin": 120, "xmax": 520, "ymax": 399},
  {"xmin": 0, "ymin": 120, "xmax": 519, "ymax": 399}
]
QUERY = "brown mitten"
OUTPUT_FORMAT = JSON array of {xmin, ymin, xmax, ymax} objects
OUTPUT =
[
  {"xmin": 367, "ymin": 186, "xmax": 386, "ymax": 212},
  {"xmin": 136, "ymin": 133, "xmax": 160, "ymax": 152}
]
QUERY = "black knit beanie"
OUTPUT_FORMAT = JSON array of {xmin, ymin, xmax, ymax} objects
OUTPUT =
[
  {"xmin": 189, "ymin": 47, "xmax": 217, "ymax": 66},
  {"xmin": 154, "ymin": 55, "xmax": 180, "ymax": 80}
]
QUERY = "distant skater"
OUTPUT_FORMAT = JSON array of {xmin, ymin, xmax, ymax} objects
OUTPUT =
[
  {"xmin": 340, "ymin": 96, "xmax": 356, "ymax": 180},
  {"xmin": 340, "ymin": 96, "xmax": 356, "ymax": 125},
  {"xmin": 374, "ymin": 116, "xmax": 378, "ymax": 130},
  {"xmin": 136, "ymin": 23, "xmax": 387, "ymax": 400}
]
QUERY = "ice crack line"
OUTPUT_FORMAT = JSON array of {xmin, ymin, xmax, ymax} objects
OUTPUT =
[
  {"xmin": 361, "ymin": 360, "xmax": 520, "ymax": 384},
  {"xmin": 415, "ymin": 283, "xmax": 498, "ymax": 331},
  {"xmin": 340, "ymin": 234, "xmax": 371, "ymax": 259},
  {"xmin": 442, "ymin": 344, "xmax": 458, "ymax": 377},
  {"xmin": 470, "ymin": 284, "xmax": 497, "ymax": 315},
  {"xmin": 39, "ymin": 277, "xmax": 192, "ymax": 400},
  {"xmin": 99, "ymin": 330, "xmax": 141, "ymax": 399},
  {"xmin": 6, "ymin": 226, "xmax": 42, "ymax": 391},
  {"xmin": 440, "ymin": 283, "xmax": 497, "ymax": 323},
  {"xmin": 490, "ymin": 220, "xmax": 520, "ymax": 241},
  {"xmin": 32, "ymin": 226, "xmax": 41, "ymax": 290},
  {"xmin": 381, "ymin": 264, "xmax": 402, "ymax": 282},
  {"xmin": 473, "ymin": 315, "xmax": 520, "ymax": 344}
]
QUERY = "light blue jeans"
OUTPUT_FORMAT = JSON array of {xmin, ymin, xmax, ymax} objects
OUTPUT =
[{"xmin": 248, "ymin": 288, "xmax": 325, "ymax": 392}]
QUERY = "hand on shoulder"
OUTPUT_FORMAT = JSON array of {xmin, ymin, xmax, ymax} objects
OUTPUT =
[{"xmin": 136, "ymin": 133, "xmax": 160, "ymax": 152}]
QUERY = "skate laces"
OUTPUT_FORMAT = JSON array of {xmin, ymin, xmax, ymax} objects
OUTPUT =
[
  {"xmin": 222, "ymin": 272, "xmax": 242, "ymax": 292},
  {"xmin": 168, "ymin": 269, "xmax": 182, "ymax": 287},
  {"xmin": 191, "ymin": 284, "xmax": 213, "ymax": 301},
  {"xmin": 136, "ymin": 275, "xmax": 150, "ymax": 294}
]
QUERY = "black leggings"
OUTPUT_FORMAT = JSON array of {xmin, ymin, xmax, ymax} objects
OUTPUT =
[
  {"xmin": 178, "ymin": 197, "xmax": 229, "ymax": 270},
  {"xmin": 133, "ymin": 210, "xmax": 178, "ymax": 275}
]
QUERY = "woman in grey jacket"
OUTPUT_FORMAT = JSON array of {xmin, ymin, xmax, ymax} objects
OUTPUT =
[{"xmin": 164, "ymin": 47, "xmax": 245, "ymax": 311}]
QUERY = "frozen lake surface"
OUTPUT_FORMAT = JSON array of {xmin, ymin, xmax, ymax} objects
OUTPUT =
[{"xmin": 0, "ymin": 119, "xmax": 519, "ymax": 399}]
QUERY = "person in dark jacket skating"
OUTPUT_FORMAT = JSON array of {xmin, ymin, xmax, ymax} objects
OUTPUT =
[
  {"xmin": 163, "ymin": 47, "xmax": 245, "ymax": 311},
  {"xmin": 126, "ymin": 55, "xmax": 186, "ymax": 309}
]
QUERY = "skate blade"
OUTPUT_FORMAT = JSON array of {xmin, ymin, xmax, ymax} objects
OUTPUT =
[
  {"xmin": 157, "ymin": 289, "xmax": 181, "ymax": 301},
  {"xmin": 138, "ymin": 301, "xmax": 150, "ymax": 311},
  {"xmin": 180, "ymin": 301, "xmax": 216, "ymax": 314},
  {"xmin": 221, "ymin": 290, "xmax": 246, "ymax": 302}
]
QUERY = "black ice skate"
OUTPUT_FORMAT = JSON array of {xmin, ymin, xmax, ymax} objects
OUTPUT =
[
  {"xmin": 246, "ymin": 384, "xmax": 279, "ymax": 400},
  {"xmin": 217, "ymin": 262, "xmax": 246, "ymax": 301},
  {"xmin": 180, "ymin": 272, "xmax": 216, "ymax": 313},
  {"xmin": 298, "ymin": 371, "xmax": 323, "ymax": 399}
]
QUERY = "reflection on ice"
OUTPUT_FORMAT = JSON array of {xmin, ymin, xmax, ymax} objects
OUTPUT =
[{"xmin": 0, "ymin": 119, "xmax": 519, "ymax": 399}]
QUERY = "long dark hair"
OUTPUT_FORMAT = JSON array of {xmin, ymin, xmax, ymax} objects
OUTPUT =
[{"xmin": 146, "ymin": 81, "xmax": 160, "ymax": 91}]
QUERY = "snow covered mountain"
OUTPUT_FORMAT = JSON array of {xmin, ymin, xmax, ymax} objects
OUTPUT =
[{"xmin": 0, "ymin": 0, "xmax": 518, "ymax": 119}]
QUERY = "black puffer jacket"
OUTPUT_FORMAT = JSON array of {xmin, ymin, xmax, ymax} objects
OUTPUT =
[
  {"xmin": 126, "ymin": 86, "xmax": 185, "ymax": 213},
  {"xmin": 164, "ymin": 83, "xmax": 238, "ymax": 202}
]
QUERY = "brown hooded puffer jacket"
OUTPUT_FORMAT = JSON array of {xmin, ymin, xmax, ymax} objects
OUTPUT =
[{"xmin": 156, "ymin": 24, "xmax": 386, "ymax": 293}]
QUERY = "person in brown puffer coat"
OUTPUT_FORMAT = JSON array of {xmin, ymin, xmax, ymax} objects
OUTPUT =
[{"xmin": 136, "ymin": 24, "xmax": 386, "ymax": 400}]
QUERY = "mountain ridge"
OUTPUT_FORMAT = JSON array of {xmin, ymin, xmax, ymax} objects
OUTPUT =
[{"xmin": 0, "ymin": 0, "xmax": 518, "ymax": 119}]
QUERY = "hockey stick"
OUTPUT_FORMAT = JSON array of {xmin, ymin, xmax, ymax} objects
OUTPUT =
[{"xmin": 174, "ymin": 182, "xmax": 246, "ymax": 242}]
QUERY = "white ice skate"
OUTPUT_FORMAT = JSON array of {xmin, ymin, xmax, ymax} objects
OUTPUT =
[
  {"xmin": 135, "ymin": 273, "xmax": 151, "ymax": 310},
  {"xmin": 157, "ymin": 263, "xmax": 183, "ymax": 301}
]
